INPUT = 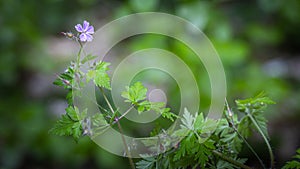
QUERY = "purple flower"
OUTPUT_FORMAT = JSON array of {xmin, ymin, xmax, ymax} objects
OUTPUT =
[{"xmin": 75, "ymin": 20, "xmax": 94, "ymax": 42}]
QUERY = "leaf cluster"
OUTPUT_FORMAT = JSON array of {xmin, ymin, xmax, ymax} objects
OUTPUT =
[
  {"xmin": 121, "ymin": 82, "xmax": 178, "ymax": 121},
  {"xmin": 282, "ymin": 148, "xmax": 300, "ymax": 169},
  {"xmin": 49, "ymin": 106, "xmax": 82, "ymax": 142},
  {"xmin": 137, "ymin": 93, "xmax": 276, "ymax": 169}
]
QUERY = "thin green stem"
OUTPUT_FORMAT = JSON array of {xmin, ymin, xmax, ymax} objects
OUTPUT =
[
  {"xmin": 233, "ymin": 126, "xmax": 266, "ymax": 169},
  {"xmin": 116, "ymin": 120, "xmax": 135, "ymax": 169},
  {"xmin": 98, "ymin": 87, "xmax": 135, "ymax": 169},
  {"xmin": 99, "ymin": 87, "xmax": 114, "ymax": 115},
  {"xmin": 212, "ymin": 150, "xmax": 253, "ymax": 169},
  {"xmin": 225, "ymin": 99, "xmax": 266, "ymax": 169},
  {"xmin": 246, "ymin": 108, "xmax": 274, "ymax": 169},
  {"xmin": 116, "ymin": 105, "xmax": 134, "ymax": 122}
]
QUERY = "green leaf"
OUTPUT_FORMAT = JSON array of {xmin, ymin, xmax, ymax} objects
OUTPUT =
[
  {"xmin": 53, "ymin": 65, "xmax": 74, "ymax": 89},
  {"xmin": 236, "ymin": 92, "xmax": 275, "ymax": 139},
  {"xmin": 136, "ymin": 157, "xmax": 156, "ymax": 169},
  {"xmin": 92, "ymin": 113, "xmax": 107, "ymax": 127},
  {"xmin": 238, "ymin": 116, "xmax": 252, "ymax": 138},
  {"xmin": 161, "ymin": 108, "xmax": 178, "ymax": 122},
  {"xmin": 49, "ymin": 106, "xmax": 83, "ymax": 142},
  {"xmin": 86, "ymin": 69, "xmax": 96, "ymax": 82},
  {"xmin": 194, "ymin": 143, "xmax": 211, "ymax": 168},
  {"xmin": 49, "ymin": 114, "xmax": 82, "ymax": 142},
  {"xmin": 94, "ymin": 62, "xmax": 111, "ymax": 90},
  {"xmin": 66, "ymin": 91, "xmax": 73, "ymax": 105},
  {"xmin": 180, "ymin": 108, "xmax": 195, "ymax": 130},
  {"xmin": 236, "ymin": 91, "xmax": 275, "ymax": 112},
  {"xmin": 283, "ymin": 148, "xmax": 300, "ymax": 169},
  {"xmin": 86, "ymin": 62, "xmax": 111, "ymax": 90},
  {"xmin": 121, "ymin": 81, "xmax": 147, "ymax": 104},
  {"xmin": 137, "ymin": 100, "xmax": 152, "ymax": 114},
  {"xmin": 201, "ymin": 119, "xmax": 218, "ymax": 136},
  {"xmin": 194, "ymin": 112, "xmax": 204, "ymax": 130},
  {"xmin": 173, "ymin": 134, "xmax": 212, "ymax": 168},
  {"xmin": 66, "ymin": 106, "xmax": 79, "ymax": 121}
]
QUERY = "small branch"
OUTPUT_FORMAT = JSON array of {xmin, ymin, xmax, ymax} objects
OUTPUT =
[
  {"xmin": 212, "ymin": 150, "xmax": 253, "ymax": 169},
  {"xmin": 116, "ymin": 120, "xmax": 135, "ymax": 169},
  {"xmin": 233, "ymin": 126, "xmax": 266, "ymax": 169},
  {"xmin": 225, "ymin": 99, "xmax": 266, "ymax": 169},
  {"xmin": 115, "ymin": 105, "xmax": 134, "ymax": 123},
  {"xmin": 246, "ymin": 108, "xmax": 274, "ymax": 169},
  {"xmin": 99, "ymin": 87, "xmax": 115, "ymax": 115},
  {"xmin": 98, "ymin": 87, "xmax": 135, "ymax": 169}
]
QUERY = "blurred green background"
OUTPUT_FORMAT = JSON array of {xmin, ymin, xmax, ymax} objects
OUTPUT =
[{"xmin": 1, "ymin": 0, "xmax": 300, "ymax": 168}]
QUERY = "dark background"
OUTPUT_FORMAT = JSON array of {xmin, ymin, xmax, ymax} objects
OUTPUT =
[{"xmin": 1, "ymin": 0, "xmax": 300, "ymax": 168}]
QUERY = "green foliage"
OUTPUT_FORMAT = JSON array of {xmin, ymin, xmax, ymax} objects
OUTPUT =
[
  {"xmin": 50, "ymin": 31, "xmax": 279, "ymax": 168},
  {"xmin": 136, "ymin": 93, "xmax": 277, "ymax": 169},
  {"xmin": 4, "ymin": 0, "xmax": 300, "ymax": 168},
  {"xmin": 53, "ymin": 65, "xmax": 75, "ymax": 89},
  {"xmin": 49, "ymin": 106, "xmax": 82, "ymax": 142},
  {"xmin": 282, "ymin": 148, "xmax": 300, "ymax": 169},
  {"xmin": 236, "ymin": 92, "xmax": 275, "ymax": 139},
  {"xmin": 86, "ymin": 61, "xmax": 111, "ymax": 90},
  {"xmin": 121, "ymin": 82, "xmax": 178, "ymax": 121},
  {"xmin": 53, "ymin": 65, "xmax": 75, "ymax": 105},
  {"xmin": 122, "ymin": 81, "xmax": 147, "ymax": 104},
  {"xmin": 136, "ymin": 157, "xmax": 156, "ymax": 169}
]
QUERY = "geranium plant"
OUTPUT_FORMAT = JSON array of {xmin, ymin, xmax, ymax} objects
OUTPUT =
[{"xmin": 50, "ymin": 20, "xmax": 289, "ymax": 169}]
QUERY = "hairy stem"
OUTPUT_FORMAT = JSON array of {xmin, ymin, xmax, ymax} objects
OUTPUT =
[
  {"xmin": 116, "ymin": 105, "xmax": 134, "ymax": 123},
  {"xmin": 98, "ymin": 87, "xmax": 135, "ymax": 169},
  {"xmin": 76, "ymin": 42, "xmax": 83, "ymax": 70},
  {"xmin": 212, "ymin": 150, "xmax": 253, "ymax": 169},
  {"xmin": 225, "ymin": 100, "xmax": 266, "ymax": 169},
  {"xmin": 233, "ymin": 126, "xmax": 266, "ymax": 169},
  {"xmin": 246, "ymin": 108, "xmax": 274, "ymax": 169}
]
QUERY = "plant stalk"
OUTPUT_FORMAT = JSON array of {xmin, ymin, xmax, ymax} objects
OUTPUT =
[
  {"xmin": 98, "ymin": 87, "xmax": 135, "ymax": 169},
  {"xmin": 212, "ymin": 150, "xmax": 253, "ymax": 169},
  {"xmin": 225, "ymin": 100, "xmax": 266, "ymax": 169},
  {"xmin": 246, "ymin": 108, "xmax": 274, "ymax": 169}
]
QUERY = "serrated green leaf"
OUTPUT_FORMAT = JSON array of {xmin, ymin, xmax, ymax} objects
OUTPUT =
[
  {"xmin": 236, "ymin": 91, "xmax": 275, "ymax": 111},
  {"xmin": 161, "ymin": 108, "xmax": 178, "ymax": 122},
  {"xmin": 86, "ymin": 62, "xmax": 111, "ymax": 89},
  {"xmin": 72, "ymin": 121, "xmax": 82, "ymax": 141},
  {"xmin": 194, "ymin": 112, "xmax": 204, "ymax": 130},
  {"xmin": 283, "ymin": 148, "xmax": 300, "ymax": 169},
  {"xmin": 86, "ymin": 69, "xmax": 96, "ymax": 82},
  {"xmin": 136, "ymin": 157, "xmax": 156, "ymax": 169},
  {"xmin": 66, "ymin": 91, "xmax": 73, "ymax": 105},
  {"xmin": 201, "ymin": 119, "xmax": 218, "ymax": 135},
  {"xmin": 94, "ymin": 62, "xmax": 111, "ymax": 90},
  {"xmin": 282, "ymin": 161, "xmax": 300, "ymax": 169},
  {"xmin": 92, "ymin": 113, "xmax": 107, "ymax": 126},
  {"xmin": 122, "ymin": 81, "xmax": 147, "ymax": 104},
  {"xmin": 137, "ymin": 100, "xmax": 152, "ymax": 113},
  {"xmin": 66, "ymin": 106, "xmax": 79, "ymax": 121},
  {"xmin": 252, "ymin": 111, "xmax": 269, "ymax": 139},
  {"xmin": 238, "ymin": 116, "xmax": 252, "ymax": 138},
  {"xmin": 49, "ymin": 114, "xmax": 82, "ymax": 142},
  {"xmin": 181, "ymin": 108, "xmax": 195, "ymax": 130},
  {"xmin": 194, "ymin": 143, "xmax": 211, "ymax": 168}
]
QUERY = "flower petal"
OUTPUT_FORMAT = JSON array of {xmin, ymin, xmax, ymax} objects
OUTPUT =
[
  {"xmin": 86, "ymin": 26, "xmax": 94, "ymax": 34},
  {"xmin": 83, "ymin": 21, "xmax": 89, "ymax": 32},
  {"xmin": 75, "ymin": 24, "xmax": 83, "ymax": 32},
  {"xmin": 85, "ymin": 33, "xmax": 93, "ymax": 42},
  {"xmin": 79, "ymin": 33, "xmax": 87, "ymax": 42}
]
